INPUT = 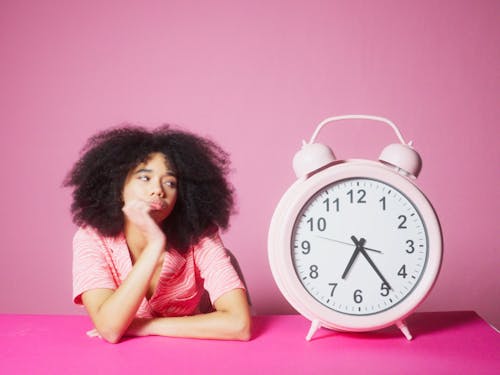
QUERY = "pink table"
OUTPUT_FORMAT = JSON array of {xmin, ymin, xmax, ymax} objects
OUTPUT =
[{"xmin": 1, "ymin": 311, "xmax": 498, "ymax": 374}]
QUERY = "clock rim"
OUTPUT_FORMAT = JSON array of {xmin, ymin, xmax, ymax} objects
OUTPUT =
[{"xmin": 268, "ymin": 159, "xmax": 442, "ymax": 331}]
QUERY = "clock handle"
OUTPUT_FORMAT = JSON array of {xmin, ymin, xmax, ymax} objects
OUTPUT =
[
  {"xmin": 309, "ymin": 115, "xmax": 407, "ymax": 145},
  {"xmin": 305, "ymin": 319, "xmax": 322, "ymax": 341},
  {"xmin": 396, "ymin": 320, "xmax": 413, "ymax": 340},
  {"xmin": 294, "ymin": 114, "xmax": 422, "ymax": 179}
]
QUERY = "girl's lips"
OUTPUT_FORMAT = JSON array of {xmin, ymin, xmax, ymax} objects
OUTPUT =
[{"xmin": 149, "ymin": 201, "xmax": 167, "ymax": 210}]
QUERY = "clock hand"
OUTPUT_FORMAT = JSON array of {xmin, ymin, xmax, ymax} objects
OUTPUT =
[
  {"xmin": 358, "ymin": 246, "xmax": 392, "ymax": 290},
  {"xmin": 341, "ymin": 247, "xmax": 360, "ymax": 279},
  {"xmin": 341, "ymin": 236, "xmax": 365, "ymax": 279},
  {"xmin": 316, "ymin": 235, "xmax": 383, "ymax": 254}
]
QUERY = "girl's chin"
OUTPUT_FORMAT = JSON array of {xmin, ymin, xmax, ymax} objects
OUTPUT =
[{"xmin": 149, "ymin": 210, "xmax": 169, "ymax": 223}]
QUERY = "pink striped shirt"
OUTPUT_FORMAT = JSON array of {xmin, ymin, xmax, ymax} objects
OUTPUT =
[{"xmin": 72, "ymin": 226, "xmax": 245, "ymax": 318}]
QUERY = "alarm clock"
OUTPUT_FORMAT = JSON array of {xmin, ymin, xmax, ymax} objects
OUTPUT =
[{"xmin": 268, "ymin": 115, "xmax": 442, "ymax": 341}]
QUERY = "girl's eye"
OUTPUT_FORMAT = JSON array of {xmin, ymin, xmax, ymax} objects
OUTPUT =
[
  {"xmin": 138, "ymin": 175, "xmax": 150, "ymax": 181},
  {"xmin": 163, "ymin": 180, "xmax": 177, "ymax": 188}
]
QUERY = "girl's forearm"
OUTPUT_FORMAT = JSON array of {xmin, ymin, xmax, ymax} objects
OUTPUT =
[
  {"xmin": 127, "ymin": 310, "xmax": 252, "ymax": 341},
  {"xmin": 126, "ymin": 290, "xmax": 252, "ymax": 341},
  {"xmin": 84, "ymin": 243, "xmax": 163, "ymax": 343}
]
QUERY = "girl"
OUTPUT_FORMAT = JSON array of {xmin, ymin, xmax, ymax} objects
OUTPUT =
[{"xmin": 64, "ymin": 125, "xmax": 251, "ymax": 343}]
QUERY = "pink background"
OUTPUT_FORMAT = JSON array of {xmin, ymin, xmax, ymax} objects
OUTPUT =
[{"xmin": 1, "ymin": 1, "xmax": 498, "ymax": 328}]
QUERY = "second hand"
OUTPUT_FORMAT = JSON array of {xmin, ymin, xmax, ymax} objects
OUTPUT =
[{"xmin": 316, "ymin": 235, "xmax": 383, "ymax": 254}]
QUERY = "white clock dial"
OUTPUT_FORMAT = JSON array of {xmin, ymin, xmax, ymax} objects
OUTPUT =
[{"xmin": 292, "ymin": 178, "xmax": 428, "ymax": 316}]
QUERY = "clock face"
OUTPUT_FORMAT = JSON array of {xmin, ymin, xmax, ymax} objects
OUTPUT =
[{"xmin": 291, "ymin": 177, "xmax": 428, "ymax": 316}]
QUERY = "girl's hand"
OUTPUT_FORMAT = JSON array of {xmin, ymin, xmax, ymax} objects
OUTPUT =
[
  {"xmin": 86, "ymin": 328, "xmax": 102, "ymax": 339},
  {"xmin": 122, "ymin": 199, "xmax": 166, "ymax": 246}
]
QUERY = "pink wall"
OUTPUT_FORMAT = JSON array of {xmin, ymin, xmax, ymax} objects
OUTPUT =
[{"xmin": 1, "ymin": 1, "xmax": 498, "ymax": 328}]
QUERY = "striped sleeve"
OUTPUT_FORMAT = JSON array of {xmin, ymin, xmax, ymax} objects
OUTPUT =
[
  {"xmin": 194, "ymin": 231, "xmax": 245, "ymax": 305},
  {"xmin": 72, "ymin": 227, "xmax": 117, "ymax": 305}
]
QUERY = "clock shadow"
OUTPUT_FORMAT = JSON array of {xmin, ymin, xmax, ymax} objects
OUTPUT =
[
  {"xmin": 311, "ymin": 327, "xmax": 402, "ymax": 342},
  {"xmin": 406, "ymin": 311, "xmax": 481, "ymax": 337},
  {"xmin": 309, "ymin": 311, "xmax": 479, "ymax": 341}
]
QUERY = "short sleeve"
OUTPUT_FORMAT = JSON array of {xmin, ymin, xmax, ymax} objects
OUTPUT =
[
  {"xmin": 193, "ymin": 231, "xmax": 245, "ymax": 305},
  {"xmin": 72, "ymin": 227, "xmax": 117, "ymax": 305}
]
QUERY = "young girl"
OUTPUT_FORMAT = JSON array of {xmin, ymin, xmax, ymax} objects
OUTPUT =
[{"xmin": 64, "ymin": 125, "xmax": 251, "ymax": 343}]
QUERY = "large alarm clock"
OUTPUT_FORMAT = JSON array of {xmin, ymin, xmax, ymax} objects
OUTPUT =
[{"xmin": 268, "ymin": 115, "xmax": 442, "ymax": 341}]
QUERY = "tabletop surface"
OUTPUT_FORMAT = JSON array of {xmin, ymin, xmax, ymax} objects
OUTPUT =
[{"xmin": 1, "ymin": 311, "xmax": 498, "ymax": 374}]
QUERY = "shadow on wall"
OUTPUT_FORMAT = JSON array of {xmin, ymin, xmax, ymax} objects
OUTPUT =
[{"xmin": 199, "ymin": 249, "xmax": 252, "ymax": 313}]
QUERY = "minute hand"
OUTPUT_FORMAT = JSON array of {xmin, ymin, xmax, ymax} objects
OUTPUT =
[{"xmin": 359, "ymin": 246, "xmax": 392, "ymax": 290}]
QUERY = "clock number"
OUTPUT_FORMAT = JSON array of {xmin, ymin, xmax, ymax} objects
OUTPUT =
[
  {"xmin": 397, "ymin": 215, "xmax": 407, "ymax": 229},
  {"xmin": 333, "ymin": 198, "xmax": 339, "ymax": 212},
  {"xmin": 323, "ymin": 198, "xmax": 340, "ymax": 212},
  {"xmin": 380, "ymin": 282, "xmax": 390, "ymax": 297},
  {"xmin": 309, "ymin": 265, "xmax": 319, "ymax": 279},
  {"xmin": 397, "ymin": 265, "xmax": 408, "ymax": 278},
  {"xmin": 379, "ymin": 196, "xmax": 386, "ymax": 211},
  {"xmin": 353, "ymin": 289, "xmax": 363, "ymax": 304},
  {"xmin": 405, "ymin": 240, "xmax": 415, "ymax": 254},
  {"xmin": 322, "ymin": 198, "xmax": 329, "ymax": 212},
  {"xmin": 328, "ymin": 282, "xmax": 338, "ymax": 297},
  {"xmin": 318, "ymin": 218, "xmax": 326, "ymax": 231},
  {"xmin": 358, "ymin": 189, "xmax": 367, "ymax": 203},
  {"xmin": 307, "ymin": 217, "xmax": 327, "ymax": 232},
  {"xmin": 301, "ymin": 241, "xmax": 311, "ymax": 255},
  {"xmin": 347, "ymin": 189, "xmax": 367, "ymax": 204}
]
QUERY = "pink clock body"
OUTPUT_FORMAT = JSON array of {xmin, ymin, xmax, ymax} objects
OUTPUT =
[{"xmin": 267, "ymin": 116, "xmax": 443, "ymax": 340}]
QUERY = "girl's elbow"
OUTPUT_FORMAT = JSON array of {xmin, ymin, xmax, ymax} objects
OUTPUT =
[
  {"xmin": 232, "ymin": 315, "xmax": 252, "ymax": 341},
  {"xmin": 102, "ymin": 332, "xmax": 123, "ymax": 344},
  {"xmin": 236, "ymin": 326, "xmax": 252, "ymax": 341},
  {"xmin": 95, "ymin": 324, "xmax": 125, "ymax": 344}
]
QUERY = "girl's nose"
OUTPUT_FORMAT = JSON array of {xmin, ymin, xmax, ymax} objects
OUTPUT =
[{"xmin": 150, "ymin": 183, "xmax": 165, "ymax": 197}]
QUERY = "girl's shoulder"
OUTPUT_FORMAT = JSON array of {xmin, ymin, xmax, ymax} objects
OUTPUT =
[
  {"xmin": 193, "ymin": 226, "xmax": 222, "ymax": 249},
  {"xmin": 73, "ymin": 226, "xmax": 125, "ymax": 253}
]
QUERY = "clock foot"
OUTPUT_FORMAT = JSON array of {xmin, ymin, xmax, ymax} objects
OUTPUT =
[
  {"xmin": 396, "ymin": 320, "xmax": 413, "ymax": 340},
  {"xmin": 305, "ymin": 319, "xmax": 322, "ymax": 341}
]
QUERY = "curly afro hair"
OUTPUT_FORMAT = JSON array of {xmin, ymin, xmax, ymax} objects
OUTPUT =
[{"xmin": 64, "ymin": 125, "xmax": 235, "ymax": 253}]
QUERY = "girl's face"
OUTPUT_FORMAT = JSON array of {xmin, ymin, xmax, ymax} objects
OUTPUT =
[{"xmin": 122, "ymin": 152, "xmax": 178, "ymax": 224}]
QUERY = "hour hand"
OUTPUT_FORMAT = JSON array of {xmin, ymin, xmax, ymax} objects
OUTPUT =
[{"xmin": 341, "ymin": 236, "xmax": 365, "ymax": 279}]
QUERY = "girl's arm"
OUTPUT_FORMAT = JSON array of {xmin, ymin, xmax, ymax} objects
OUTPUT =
[
  {"xmin": 126, "ymin": 288, "xmax": 251, "ymax": 341},
  {"xmin": 81, "ymin": 200, "xmax": 165, "ymax": 344}
]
